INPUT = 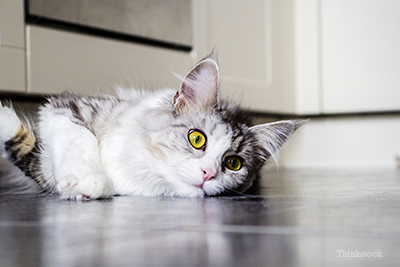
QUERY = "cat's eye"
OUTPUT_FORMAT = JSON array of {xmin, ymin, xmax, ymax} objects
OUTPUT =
[
  {"xmin": 224, "ymin": 156, "xmax": 242, "ymax": 171},
  {"xmin": 188, "ymin": 129, "xmax": 207, "ymax": 149}
]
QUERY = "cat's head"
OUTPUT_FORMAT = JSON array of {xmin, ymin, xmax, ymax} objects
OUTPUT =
[{"xmin": 146, "ymin": 54, "xmax": 304, "ymax": 197}]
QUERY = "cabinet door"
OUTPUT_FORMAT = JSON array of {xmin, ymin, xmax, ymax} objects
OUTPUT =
[
  {"xmin": 194, "ymin": 0, "xmax": 320, "ymax": 115},
  {"xmin": 0, "ymin": 0, "xmax": 25, "ymax": 92},
  {"xmin": 321, "ymin": 0, "xmax": 400, "ymax": 113}
]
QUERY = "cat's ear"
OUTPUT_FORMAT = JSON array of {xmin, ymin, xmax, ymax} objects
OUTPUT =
[
  {"xmin": 174, "ymin": 55, "xmax": 219, "ymax": 113},
  {"xmin": 250, "ymin": 120, "xmax": 307, "ymax": 158}
]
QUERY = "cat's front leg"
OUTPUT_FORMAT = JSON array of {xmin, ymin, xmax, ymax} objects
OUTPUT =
[{"xmin": 39, "ymin": 106, "xmax": 114, "ymax": 200}]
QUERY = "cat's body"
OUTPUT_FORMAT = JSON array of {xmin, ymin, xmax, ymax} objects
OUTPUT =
[{"xmin": 0, "ymin": 54, "xmax": 303, "ymax": 199}]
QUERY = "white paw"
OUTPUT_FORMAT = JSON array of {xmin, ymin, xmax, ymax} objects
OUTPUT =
[
  {"xmin": 57, "ymin": 173, "xmax": 114, "ymax": 200},
  {"xmin": 57, "ymin": 174, "xmax": 79, "ymax": 197}
]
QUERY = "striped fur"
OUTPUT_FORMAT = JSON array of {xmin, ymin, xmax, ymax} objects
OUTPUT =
[
  {"xmin": 5, "ymin": 124, "xmax": 36, "ymax": 161},
  {"xmin": 3, "ymin": 122, "xmax": 48, "ymax": 189},
  {"xmin": 0, "ymin": 104, "xmax": 50, "ymax": 191}
]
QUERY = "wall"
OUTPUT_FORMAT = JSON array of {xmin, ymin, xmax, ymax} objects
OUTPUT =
[{"xmin": 279, "ymin": 115, "xmax": 400, "ymax": 169}]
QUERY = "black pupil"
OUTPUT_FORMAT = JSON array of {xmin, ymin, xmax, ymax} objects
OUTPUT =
[
  {"xmin": 196, "ymin": 136, "xmax": 200, "ymax": 143},
  {"xmin": 231, "ymin": 159, "xmax": 238, "ymax": 168}
]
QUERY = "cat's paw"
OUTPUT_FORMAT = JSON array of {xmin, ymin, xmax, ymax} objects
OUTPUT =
[
  {"xmin": 57, "ymin": 173, "xmax": 114, "ymax": 200},
  {"xmin": 57, "ymin": 174, "xmax": 79, "ymax": 198}
]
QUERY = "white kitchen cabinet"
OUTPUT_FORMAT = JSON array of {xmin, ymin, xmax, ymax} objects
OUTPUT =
[
  {"xmin": 3, "ymin": 0, "xmax": 194, "ymax": 96},
  {"xmin": 199, "ymin": 0, "xmax": 400, "ymax": 114},
  {"xmin": 321, "ymin": 0, "xmax": 400, "ymax": 113},
  {"xmin": 0, "ymin": 0, "xmax": 25, "ymax": 92}
]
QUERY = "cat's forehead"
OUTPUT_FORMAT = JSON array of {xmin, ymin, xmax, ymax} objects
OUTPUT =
[{"xmin": 184, "ymin": 112, "xmax": 231, "ymax": 135}]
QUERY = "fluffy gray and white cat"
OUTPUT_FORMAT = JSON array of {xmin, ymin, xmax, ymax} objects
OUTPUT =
[{"xmin": 0, "ymin": 54, "xmax": 303, "ymax": 199}]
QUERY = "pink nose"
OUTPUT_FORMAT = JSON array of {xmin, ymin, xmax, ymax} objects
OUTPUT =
[{"xmin": 202, "ymin": 168, "xmax": 217, "ymax": 182}]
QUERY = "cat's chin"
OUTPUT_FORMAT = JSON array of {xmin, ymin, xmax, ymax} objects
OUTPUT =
[
  {"xmin": 173, "ymin": 183, "xmax": 205, "ymax": 198},
  {"xmin": 193, "ymin": 184, "xmax": 203, "ymax": 190},
  {"xmin": 187, "ymin": 188, "xmax": 205, "ymax": 198}
]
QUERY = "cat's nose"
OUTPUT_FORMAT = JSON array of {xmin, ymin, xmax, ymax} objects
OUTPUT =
[{"xmin": 202, "ymin": 168, "xmax": 216, "ymax": 182}]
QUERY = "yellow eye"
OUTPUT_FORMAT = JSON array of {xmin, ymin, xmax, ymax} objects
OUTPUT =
[
  {"xmin": 224, "ymin": 156, "xmax": 242, "ymax": 171},
  {"xmin": 188, "ymin": 130, "xmax": 207, "ymax": 149}
]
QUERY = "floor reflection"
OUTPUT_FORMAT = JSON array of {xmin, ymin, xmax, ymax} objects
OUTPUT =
[{"xmin": 1, "ymin": 168, "xmax": 400, "ymax": 266}]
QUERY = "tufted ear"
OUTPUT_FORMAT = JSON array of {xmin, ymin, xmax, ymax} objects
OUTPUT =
[
  {"xmin": 250, "ymin": 120, "xmax": 307, "ymax": 159},
  {"xmin": 174, "ymin": 55, "xmax": 219, "ymax": 114}
]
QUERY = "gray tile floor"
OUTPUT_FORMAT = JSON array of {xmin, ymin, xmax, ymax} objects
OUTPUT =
[{"xmin": 1, "ymin": 168, "xmax": 400, "ymax": 267}]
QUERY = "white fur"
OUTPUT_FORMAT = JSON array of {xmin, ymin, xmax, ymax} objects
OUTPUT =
[
  {"xmin": 100, "ymin": 90, "xmax": 181, "ymax": 196},
  {"xmin": 38, "ymin": 107, "xmax": 114, "ymax": 199}
]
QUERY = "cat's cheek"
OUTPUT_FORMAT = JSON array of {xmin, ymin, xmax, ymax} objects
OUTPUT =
[
  {"xmin": 176, "ymin": 162, "xmax": 206, "ymax": 185},
  {"xmin": 164, "ymin": 170, "xmax": 205, "ymax": 197},
  {"xmin": 202, "ymin": 183, "xmax": 219, "ymax": 196},
  {"xmin": 218, "ymin": 169, "xmax": 249, "ymax": 192}
]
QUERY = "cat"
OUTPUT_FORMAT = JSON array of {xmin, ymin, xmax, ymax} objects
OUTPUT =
[{"xmin": 0, "ymin": 53, "xmax": 304, "ymax": 199}]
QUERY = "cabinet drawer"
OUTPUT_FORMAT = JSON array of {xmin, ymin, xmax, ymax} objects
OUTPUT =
[{"xmin": 26, "ymin": 26, "xmax": 193, "ymax": 95}]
